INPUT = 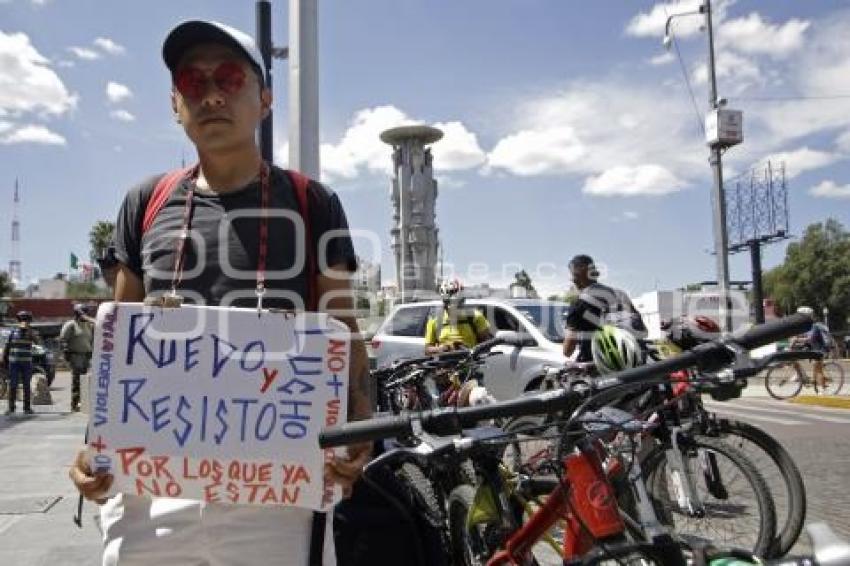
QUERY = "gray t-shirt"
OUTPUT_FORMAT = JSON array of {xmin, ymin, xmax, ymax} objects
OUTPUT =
[
  {"xmin": 107, "ymin": 166, "xmax": 350, "ymax": 565},
  {"xmin": 114, "ymin": 165, "xmax": 357, "ymax": 308}
]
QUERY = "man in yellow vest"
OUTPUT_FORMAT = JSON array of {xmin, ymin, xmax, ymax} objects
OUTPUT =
[{"xmin": 424, "ymin": 278, "xmax": 492, "ymax": 354}]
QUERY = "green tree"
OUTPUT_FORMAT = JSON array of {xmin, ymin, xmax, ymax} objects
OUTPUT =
[
  {"xmin": 89, "ymin": 220, "xmax": 115, "ymax": 262},
  {"xmin": 0, "ymin": 271, "xmax": 14, "ymax": 297},
  {"xmin": 67, "ymin": 281, "xmax": 111, "ymax": 299},
  {"xmin": 763, "ymin": 218, "xmax": 850, "ymax": 330}
]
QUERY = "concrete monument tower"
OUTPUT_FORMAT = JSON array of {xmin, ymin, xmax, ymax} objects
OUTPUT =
[{"xmin": 380, "ymin": 125, "xmax": 443, "ymax": 302}]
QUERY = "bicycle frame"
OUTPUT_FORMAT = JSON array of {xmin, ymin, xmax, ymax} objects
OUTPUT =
[{"xmin": 487, "ymin": 438, "xmax": 624, "ymax": 565}]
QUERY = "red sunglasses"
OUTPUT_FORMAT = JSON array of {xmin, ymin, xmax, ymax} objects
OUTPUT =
[{"xmin": 174, "ymin": 62, "xmax": 247, "ymax": 101}]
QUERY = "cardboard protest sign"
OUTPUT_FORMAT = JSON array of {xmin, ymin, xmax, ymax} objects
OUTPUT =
[{"xmin": 87, "ymin": 302, "xmax": 349, "ymax": 511}]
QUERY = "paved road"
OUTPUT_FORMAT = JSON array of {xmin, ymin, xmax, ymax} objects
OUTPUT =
[
  {"xmin": 702, "ymin": 396, "xmax": 850, "ymax": 553},
  {"xmin": 1, "ymin": 371, "xmax": 848, "ymax": 565}
]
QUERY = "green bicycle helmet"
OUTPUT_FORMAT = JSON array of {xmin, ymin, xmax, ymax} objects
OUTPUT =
[{"xmin": 591, "ymin": 325, "xmax": 643, "ymax": 375}]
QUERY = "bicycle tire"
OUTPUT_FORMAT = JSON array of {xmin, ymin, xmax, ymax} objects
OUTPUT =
[
  {"xmin": 821, "ymin": 362, "xmax": 845, "ymax": 396},
  {"xmin": 642, "ymin": 435, "xmax": 777, "ymax": 556},
  {"xmin": 502, "ymin": 415, "xmax": 559, "ymax": 476},
  {"xmin": 448, "ymin": 484, "xmax": 493, "ymax": 566},
  {"xmin": 714, "ymin": 420, "xmax": 806, "ymax": 557},
  {"xmin": 764, "ymin": 364, "xmax": 803, "ymax": 400},
  {"xmin": 396, "ymin": 462, "xmax": 444, "ymax": 529},
  {"xmin": 448, "ymin": 483, "xmax": 544, "ymax": 566}
]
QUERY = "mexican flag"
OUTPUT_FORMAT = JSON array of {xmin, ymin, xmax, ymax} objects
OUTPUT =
[{"xmin": 70, "ymin": 252, "xmax": 79, "ymax": 270}]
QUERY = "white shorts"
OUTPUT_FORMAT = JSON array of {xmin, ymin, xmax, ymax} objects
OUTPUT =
[{"xmin": 100, "ymin": 494, "xmax": 335, "ymax": 566}]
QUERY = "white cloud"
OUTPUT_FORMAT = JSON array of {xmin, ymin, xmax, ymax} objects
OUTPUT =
[
  {"xmin": 318, "ymin": 105, "xmax": 417, "ymax": 180},
  {"xmin": 625, "ymin": 0, "xmax": 706, "ymax": 39},
  {"xmin": 109, "ymin": 109, "xmax": 135, "ymax": 122},
  {"xmin": 486, "ymin": 126, "xmax": 585, "ymax": 176},
  {"xmin": 299, "ymin": 105, "xmax": 483, "ymax": 182},
  {"xmin": 431, "ymin": 121, "xmax": 486, "ymax": 170},
  {"xmin": 735, "ymin": 11, "xmax": 850, "ymax": 146},
  {"xmin": 626, "ymin": 0, "xmax": 735, "ymax": 39},
  {"xmin": 94, "ymin": 37, "xmax": 125, "ymax": 55},
  {"xmin": 106, "ymin": 81, "xmax": 132, "ymax": 103},
  {"xmin": 583, "ymin": 164, "xmax": 686, "ymax": 196},
  {"xmin": 719, "ymin": 13, "xmax": 809, "ymax": 58},
  {"xmin": 756, "ymin": 147, "xmax": 840, "ymax": 179},
  {"xmin": 67, "ymin": 46, "xmax": 100, "ymax": 60},
  {"xmin": 809, "ymin": 180, "xmax": 850, "ymax": 199},
  {"xmin": 484, "ymin": 82, "xmax": 705, "ymax": 194},
  {"xmin": 649, "ymin": 52, "xmax": 675, "ymax": 66},
  {"xmin": 0, "ymin": 31, "xmax": 77, "ymax": 116},
  {"xmin": 0, "ymin": 124, "xmax": 65, "ymax": 145},
  {"xmin": 693, "ymin": 50, "xmax": 763, "ymax": 91}
]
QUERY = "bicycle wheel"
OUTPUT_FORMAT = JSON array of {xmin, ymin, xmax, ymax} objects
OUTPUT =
[
  {"xmin": 764, "ymin": 364, "xmax": 803, "ymax": 400},
  {"xmin": 448, "ymin": 484, "xmax": 495, "ymax": 566},
  {"xmin": 642, "ymin": 435, "xmax": 777, "ymax": 556},
  {"xmin": 502, "ymin": 415, "xmax": 559, "ymax": 476},
  {"xmin": 714, "ymin": 420, "xmax": 806, "ymax": 557},
  {"xmin": 821, "ymin": 362, "xmax": 845, "ymax": 395},
  {"xmin": 397, "ymin": 462, "xmax": 444, "ymax": 528}
]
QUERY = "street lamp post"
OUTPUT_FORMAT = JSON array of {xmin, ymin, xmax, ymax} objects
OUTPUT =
[{"xmin": 664, "ymin": 0, "xmax": 736, "ymax": 332}]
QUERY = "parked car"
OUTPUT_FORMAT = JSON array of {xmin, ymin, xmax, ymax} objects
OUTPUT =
[
  {"xmin": 0, "ymin": 326, "xmax": 57, "ymax": 386},
  {"xmin": 370, "ymin": 298, "xmax": 570, "ymax": 401}
]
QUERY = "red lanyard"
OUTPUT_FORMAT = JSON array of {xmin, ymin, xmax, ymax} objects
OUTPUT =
[{"xmin": 168, "ymin": 162, "xmax": 271, "ymax": 310}]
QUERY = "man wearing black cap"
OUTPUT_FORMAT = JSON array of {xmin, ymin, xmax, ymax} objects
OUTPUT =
[
  {"xmin": 562, "ymin": 254, "xmax": 647, "ymax": 363},
  {"xmin": 68, "ymin": 20, "xmax": 370, "ymax": 565}
]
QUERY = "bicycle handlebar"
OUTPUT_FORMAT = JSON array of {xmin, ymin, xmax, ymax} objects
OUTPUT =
[
  {"xmin": 323, "ymin": 314, "xmax": 813, "ymax": 448},
  {"xmin": 319, "ymin": 389, "xmax": 582, "ymax": 448}
]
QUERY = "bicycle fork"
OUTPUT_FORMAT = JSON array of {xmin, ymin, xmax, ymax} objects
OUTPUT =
[{"xmin": 664, "ymin": 428, "xmax": 708, "ymax": 517}]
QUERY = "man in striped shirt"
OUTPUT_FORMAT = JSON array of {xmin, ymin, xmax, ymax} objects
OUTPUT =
[{"xmin": 3, "ymin": 310, "xmax": 38, "ymax": 415}]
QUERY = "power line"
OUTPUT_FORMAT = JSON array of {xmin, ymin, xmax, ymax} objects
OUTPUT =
[
  {"xmin": 671, "ymin": 34, "xmax": 706, "ymax": 137},
  {"xmin": 662, "ymin": 3, "xmax": 706, "ymax": 137},
  {"xmin": 729, "ymin": 94, "xmax": 850, "ymax": 102}
]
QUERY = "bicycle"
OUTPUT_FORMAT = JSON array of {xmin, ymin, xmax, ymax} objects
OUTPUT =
[
  {"xmin": 321, "ymin": 313, "xmax": 813, "ymax": 565},
  {"xmin": 503, "ymin": 349, "xmax": 796, "ymax": 557},
  {"xmin": 764, "ymin": 350, "xmax": 845, "ymax": 399}
]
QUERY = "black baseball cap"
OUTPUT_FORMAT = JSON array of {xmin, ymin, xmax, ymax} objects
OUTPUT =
[
  {"xmin": 163, "ymin": 20, "xmax": 266, "ymax": 84},
  {"xmin": 569, "ymin": 254, "xmax": 595, "ymax": 268}
]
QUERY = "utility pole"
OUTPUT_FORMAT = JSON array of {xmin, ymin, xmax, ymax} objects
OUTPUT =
[
  {"xmin": 256, "ymin": 1, "xmax": 291, "ymax": 165},
  {"xmin": 704, "ymin": 0, "xmax": 732, "ymax": 332},
  {"xmin": 664, "ymin": 0, "xmax": 742, "ymax": 332},
  {"xmin": 288, "ymin": 0, "xmax": 320, "ymax": 179}
]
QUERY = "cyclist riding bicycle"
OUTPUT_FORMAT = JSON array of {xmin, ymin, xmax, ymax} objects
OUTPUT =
[
  {"xmin": 424, "ymin": 278, "xmax": 492, "ymax": 355},
  {"xmin": 791, "ymin": 306, "xmax": 831, "ymax": 389}
]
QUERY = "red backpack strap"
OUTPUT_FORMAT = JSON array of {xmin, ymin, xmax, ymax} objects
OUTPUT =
[
  {"xmin": 142, "ymin": 167, "xmax": 192, "ymax": 235},
  {"xmin": 286, "ymin": 170, "xmax": 317, "ymax": 311}
]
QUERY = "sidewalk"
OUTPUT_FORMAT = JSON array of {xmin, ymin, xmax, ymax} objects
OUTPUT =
[{"xmin": 0, "ymin": 370, "xmax": 103, "ymax": 565}]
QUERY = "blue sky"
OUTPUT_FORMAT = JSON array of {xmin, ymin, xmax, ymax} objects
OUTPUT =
[{"xmin": 1, "ymin": 0, "xmax": 849, "ymax": 298}]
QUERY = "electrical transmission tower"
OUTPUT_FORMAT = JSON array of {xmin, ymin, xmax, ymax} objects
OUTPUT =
[
  {"xmin": 9, "ymin": 179, "xmax": 21, "ymax": 289},
  {"xmin": 726, "ymin": 161, "xmax": 790, "ymax": 323}
]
